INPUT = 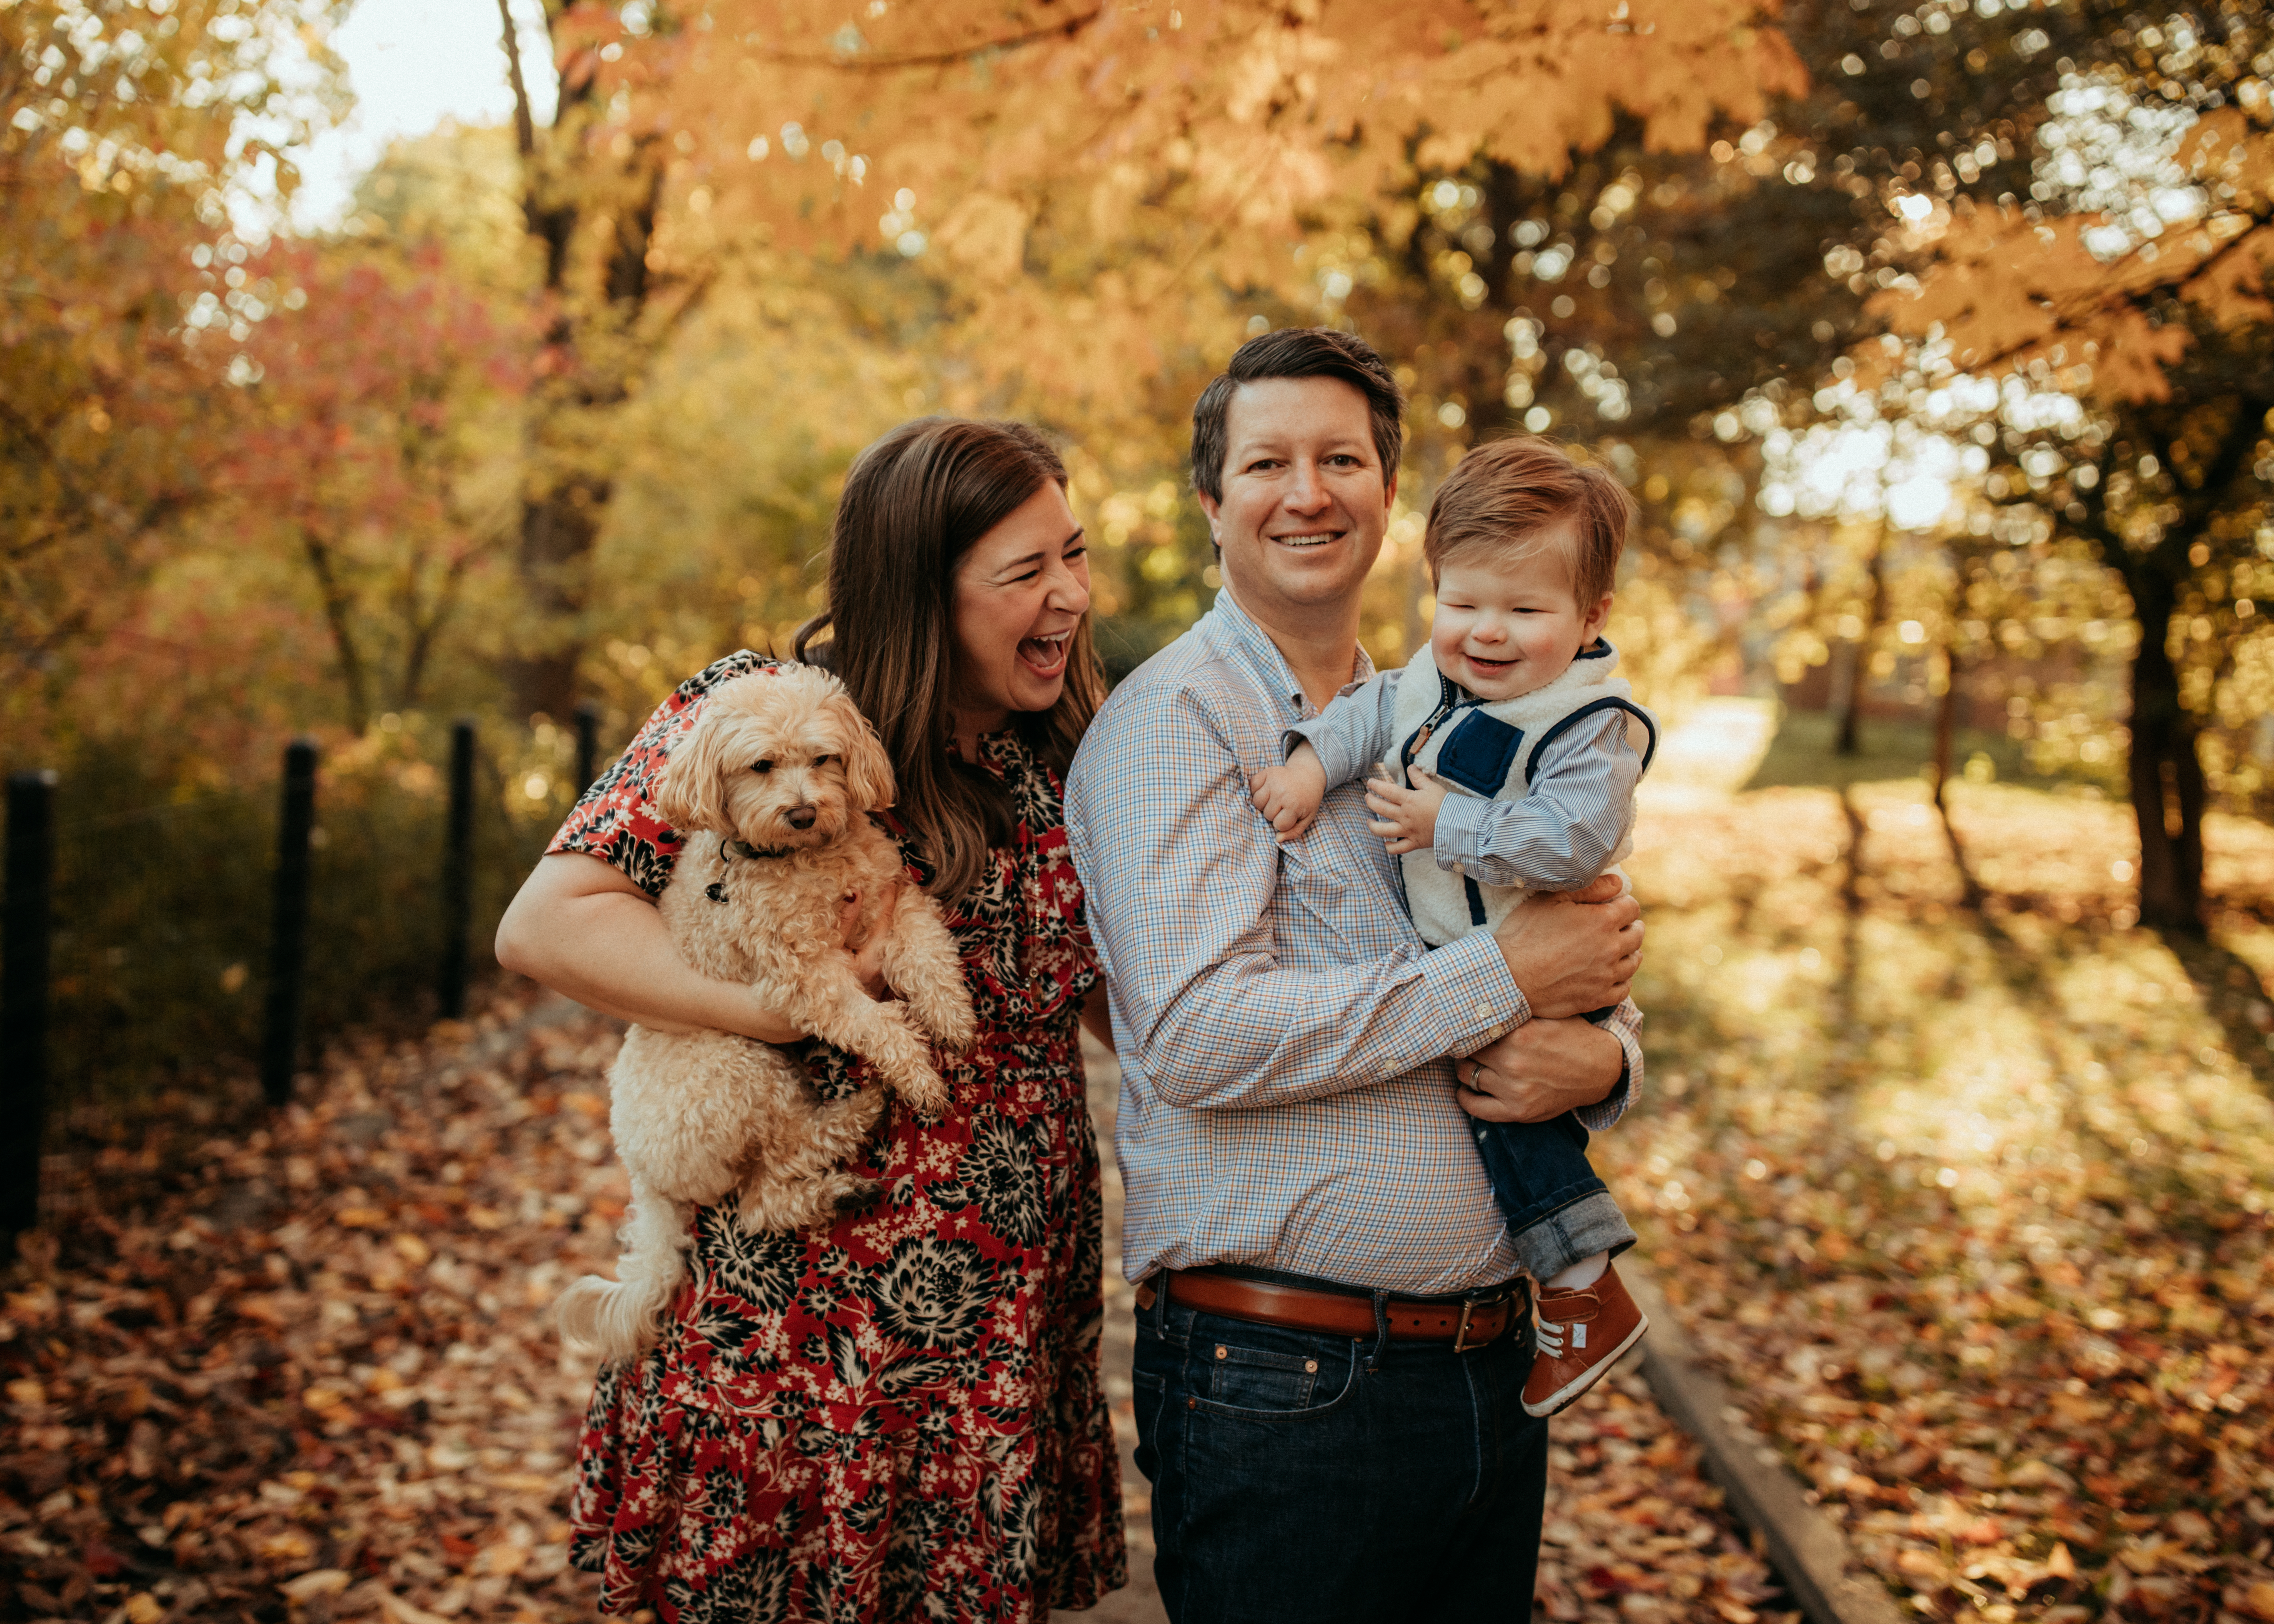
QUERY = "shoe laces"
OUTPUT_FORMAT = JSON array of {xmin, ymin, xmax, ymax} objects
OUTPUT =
[{"xmin": 1534, "ymin": 1312, "xmax": 1566, "ymax": 1357}]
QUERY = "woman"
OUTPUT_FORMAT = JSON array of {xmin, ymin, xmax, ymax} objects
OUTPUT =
[{"xmin": 495, "ymin": 418, "xmax": 1125, "ymax": 1622}]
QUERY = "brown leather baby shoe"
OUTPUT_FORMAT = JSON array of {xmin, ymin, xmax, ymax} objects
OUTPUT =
[{"xmin": 1522, "ymin": 1261, "xmax": 1648, "ymax": 1418}]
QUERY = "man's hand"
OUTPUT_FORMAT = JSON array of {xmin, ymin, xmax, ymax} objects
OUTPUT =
[
  {"xmin": 1489, "ymin": 873, "xmax": 1641, "ymax": 1019},
  {"xmin": 1249, "ymin": 746, "xmax": 1328, "ymax": 841},
  {"xmin": 1364, "ymin": 768, "xmax": 1448, "ymax": 856},
  {"xmin": 1455, "ymin": 1017, "xmax": 1624, "ymax": 1123}
]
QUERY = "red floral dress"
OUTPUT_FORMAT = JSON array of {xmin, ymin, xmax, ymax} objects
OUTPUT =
[{"xmin": 547, "ymin": 652, "xmax": 1127, "ymax": 1622}]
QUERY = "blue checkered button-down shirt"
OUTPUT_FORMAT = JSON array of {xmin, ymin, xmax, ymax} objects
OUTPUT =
[{"xmin": 1066, "ymin": 591, "xmax": 1644, "ymax": 1294}]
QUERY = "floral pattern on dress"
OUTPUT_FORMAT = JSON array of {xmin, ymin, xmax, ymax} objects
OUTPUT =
[{"xmin": 548, "ymin": 653, "xmax": 1125, "ymax": 1623}]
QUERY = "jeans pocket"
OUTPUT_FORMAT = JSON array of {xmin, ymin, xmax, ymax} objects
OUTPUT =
[
  {"xmin": 1189, "ymin": 1329, "xmax": 1360, "ymax": 1423},
  {"xmin": 1131, "ymin": 1369, "xmax": 1167, "ymax": 1482}
]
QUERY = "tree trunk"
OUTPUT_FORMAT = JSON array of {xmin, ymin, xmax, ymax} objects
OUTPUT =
[
  {"xmin": 1835, "ymin": 526, "xmax": 1886, "ymax": 757},
  {"xmin": 1930, "ymin": 643, "xmax": 1959, "ymax": 811},
  {"xmin": 2123, "ymin": 565, "xmax": 2206, "ymax": 933},
  {"xmin": 510, "ymin": 474, "xmax": 607, "ymax": 721},
  {"xmin": 396, "ymin": 547, "xmax": 473, "ymax": 712},
  {"xmin": 498, "ymin": 2, "xmax": 614, "ymax": 722},
  {"xmin": 302, "ymin": 530, "xmax": 371, "ymax": 732},
  {"xmin": 1403, "ymin": 545, "xmax": 1430, "ymax": 669},
  {"xmin": 1928, "ymin": 643, "xmax": 1988, "ymax": 907}
]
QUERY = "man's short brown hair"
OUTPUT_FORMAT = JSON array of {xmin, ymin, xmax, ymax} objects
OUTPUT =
[
  {"xmin": 1423, "ymin": 436, "xmax": 1635, "ymax": 606},
  {"xmin": 1189, "ymin": 327, "xmax": 1405, "ymax": 504}
]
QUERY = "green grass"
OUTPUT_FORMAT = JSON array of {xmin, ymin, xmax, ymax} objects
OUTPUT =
[{"xmin": 1741, "ymin": 707, "xmax": 2085, "ymax": 796}]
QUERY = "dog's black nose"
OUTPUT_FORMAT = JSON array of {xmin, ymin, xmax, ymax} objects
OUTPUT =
[{"xmin": 785, "ymin": 805, "xmax": 817, "ymax": 830}]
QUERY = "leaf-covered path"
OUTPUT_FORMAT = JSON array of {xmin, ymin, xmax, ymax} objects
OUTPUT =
[
  {"xmin": 2, "ymin": 995, "xmax": 1788, "ymax": 1624},
  {"xmin": 1613, "ymin": 716, "xmax": 2274, "ymax": 1624}
]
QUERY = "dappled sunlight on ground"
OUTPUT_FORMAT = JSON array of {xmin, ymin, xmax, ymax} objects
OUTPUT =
[{"xmin": 1617, "ymin": 748, "xmax": 2274, "ymax": 1624}]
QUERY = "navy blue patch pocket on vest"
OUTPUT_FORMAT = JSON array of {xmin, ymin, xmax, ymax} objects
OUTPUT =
[{"xmin": 1434, "ymin": 711, "xmax": 1523, "ymax": 796}]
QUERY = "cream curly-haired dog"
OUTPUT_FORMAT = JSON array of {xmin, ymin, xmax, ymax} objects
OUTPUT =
[{"xmin": 555, "ymin": 666, "xmax": 975, "ymax": 1360}]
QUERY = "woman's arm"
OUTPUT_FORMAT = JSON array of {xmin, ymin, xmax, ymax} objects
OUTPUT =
[{"xmin": 495, "ymin": 852, "xmax": 886, "ymax": 1042}]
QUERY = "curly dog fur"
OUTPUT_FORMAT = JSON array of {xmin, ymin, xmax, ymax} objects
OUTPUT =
[{"xmin": 555, "ymin": 667, "xmax": 974, "ymax": 1361}]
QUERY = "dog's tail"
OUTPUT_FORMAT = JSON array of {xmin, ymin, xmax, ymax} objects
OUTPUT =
[{"xmin": 553, "ymin": 1185, "xmax": 689, "ymax": 1362}]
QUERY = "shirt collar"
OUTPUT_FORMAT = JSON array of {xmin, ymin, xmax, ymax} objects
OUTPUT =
[{"xmin": 1204, "ymin": 588, "xmax": 1375, "ymax": 720}]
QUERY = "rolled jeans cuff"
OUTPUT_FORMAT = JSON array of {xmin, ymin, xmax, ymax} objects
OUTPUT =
[{"xmin": 1509, "ymin": 1191, "xmax": 1636, "ymax": 1284}]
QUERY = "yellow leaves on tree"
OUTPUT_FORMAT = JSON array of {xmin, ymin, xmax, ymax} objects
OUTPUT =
[
  {"xmin": 1870, "ymin": 108, "xmax": 2274, "ymax": 404},
  {"xmin": 0, "ymin": 0, "xmax": 346, "ymax": 733},
  {"xmin": 575, "ymin": 0, "xmax": 1806, "ymax": 387}
]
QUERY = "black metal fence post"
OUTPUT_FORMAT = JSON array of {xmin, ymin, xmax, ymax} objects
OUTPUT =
[
  {"xmin": 574, "ymin": 701, "xmax": 600, "ymax": 797},
  {"xmin": 3, "ymin": 771, "xmax": 56, "ymax": 1254},
  {"xmin": 438, "ymin": 719, "xmax": 476, "ymax": 1019},
  {"xmin": 261, "ymin": 739, "xmax": 318, "ymax": 1107}
]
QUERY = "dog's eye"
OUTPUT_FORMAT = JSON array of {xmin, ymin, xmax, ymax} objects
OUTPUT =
[
  {"xmin": 751, "ymin": 760, "xmax": 774, "ymax": 775},
  {"xmin": 813, "ymin": 754, "xmax": 835, "ymax": 768}
]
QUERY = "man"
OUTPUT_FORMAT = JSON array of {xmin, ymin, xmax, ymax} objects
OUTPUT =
[{"xmin": 1065, "ymin": 328, "xmax": 1645, "ymax": 1622}]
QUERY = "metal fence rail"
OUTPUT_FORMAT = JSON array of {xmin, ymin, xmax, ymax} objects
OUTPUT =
[{"xmin": 0, "ymin": 716, "xmax": 607, "ymax": 1253}]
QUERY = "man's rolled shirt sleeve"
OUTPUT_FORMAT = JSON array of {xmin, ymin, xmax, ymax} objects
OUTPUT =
[{"xmin": 1577, "ymin": 998, "xmax": 1644, "ymax": 1132}]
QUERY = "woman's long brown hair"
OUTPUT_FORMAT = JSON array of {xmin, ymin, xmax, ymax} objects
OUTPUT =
[{"xmin": 795, "ymin": 418, "xmax": 1106, "ymax": 902}]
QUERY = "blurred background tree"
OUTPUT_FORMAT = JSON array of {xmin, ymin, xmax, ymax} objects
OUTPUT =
[
  {"xmin": 0, "ymin": 0, "xmax": 344, "ymax": 758},
  {"xmin": 3, "ymin": 0, "xmax": 2271, "ymax": 939},
  {"xmin": 1874, "ymin": 32, "xmax": 2273, "ymax": 930}
]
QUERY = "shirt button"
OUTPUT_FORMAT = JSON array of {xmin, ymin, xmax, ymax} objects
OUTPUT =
[{"xmin": 1474, "ymin": 1003, "xmax": 1493, "ymax": 1020}]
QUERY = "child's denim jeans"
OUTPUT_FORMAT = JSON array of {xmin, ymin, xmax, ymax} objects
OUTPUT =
[{"xmin": 1470, "ymin": 1111, "xmax": 1637, "ymax": 1281}]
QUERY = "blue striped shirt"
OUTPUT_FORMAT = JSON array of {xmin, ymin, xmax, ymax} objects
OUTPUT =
[
  {"xmin": 1065, "ymin": 591, "xmax": 1644, "ymax": 1293},
  {"xmin": 1290, "ymin": 671, "xmax": 1641, "ymax": 895}
]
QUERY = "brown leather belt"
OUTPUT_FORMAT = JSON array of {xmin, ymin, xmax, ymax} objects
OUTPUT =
[{"xmin": 1138, "ymin": 1267, "xmax": 1520, "ymax": 1352}]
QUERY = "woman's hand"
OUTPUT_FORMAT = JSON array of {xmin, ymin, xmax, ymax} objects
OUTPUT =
[
  {"xmin": 498, "ymin": 853, "xmax": 827, "ymax": 1044},
  {"xmin": 1453, "ymin": 1018, "xmax": 1624, "ymax": 1124}
]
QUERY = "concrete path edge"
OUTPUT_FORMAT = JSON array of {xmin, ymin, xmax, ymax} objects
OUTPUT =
[{"xmin": 1622, "ymin": 1263, "xmax": 1911, "ymax": 1624}]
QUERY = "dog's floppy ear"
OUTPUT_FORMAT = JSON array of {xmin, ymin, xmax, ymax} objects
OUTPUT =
[
  {"xmin": 826, "ymin": 691, "xmax": 897, "ymax": 812},
  {"xmin": 652, "ymin": 704, "xmax": 737, "ymax": 835}
]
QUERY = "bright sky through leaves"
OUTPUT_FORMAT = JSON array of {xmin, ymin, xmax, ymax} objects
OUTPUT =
[{"xmin": 284, "ymin": 0, "xmax": 556, "ymax": 231}]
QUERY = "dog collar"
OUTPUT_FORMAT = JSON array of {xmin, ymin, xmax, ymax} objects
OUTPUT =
[{"xmin": 706, "ymin": 836, "xmax": 795, "ymax": 900}]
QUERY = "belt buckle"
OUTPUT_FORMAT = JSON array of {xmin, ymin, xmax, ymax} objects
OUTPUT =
[{"xmin": 1452, "ymin": 1298, "xmax": 1479, "ymax": 1354}]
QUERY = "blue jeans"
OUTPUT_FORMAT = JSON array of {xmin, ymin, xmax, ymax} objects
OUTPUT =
[
  {"xmin": 1132, "ymin": 1280, "xmax": 1548, "ymax": 1623},
  {"xmin": 1471, "ymin": 1111, "xmax": 1637, "ymax": 1282}
]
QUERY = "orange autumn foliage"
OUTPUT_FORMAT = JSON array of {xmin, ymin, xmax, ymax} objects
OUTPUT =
[
  {"xmin": 542, "ymin": 0, "xmax": 1809, "ymax": 390},
  {"xmin": 1869, "ymin": 108, "xmax": 2274, "ymax": 404}
]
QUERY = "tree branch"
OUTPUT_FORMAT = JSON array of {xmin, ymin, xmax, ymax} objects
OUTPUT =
[
  {"xmin": 495, "ymin": 0, "xmax": 537, "ymax": 159},
  {"xmin": 756, "ymin": 6, "xmax": 1105, "ymax": 73},
  {"xmin": 301, "ymin": 528, "xmax": 373, "ymax": 731},
  {"xmin": 1940, "ymin": 210, "xmax": 2274, "ymax": 384},
  {"xmin": 2180, "ymin": 393, "xmax": 2270, "ymax": 526}
]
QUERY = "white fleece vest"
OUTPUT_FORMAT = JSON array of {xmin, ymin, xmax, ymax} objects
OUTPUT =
[{"xmin": 1389, "ymin": 638, "xmax": 1657, "ymax": 948}]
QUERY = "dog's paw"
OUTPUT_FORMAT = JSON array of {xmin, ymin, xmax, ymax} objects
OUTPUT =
[
  {"xmin": 925, "ymin": 999, "xmax": 978, "ymax": 1057},
  {"xmin": 894, "ymin": 1066, "xmax": 953, "ymax": 1123}
]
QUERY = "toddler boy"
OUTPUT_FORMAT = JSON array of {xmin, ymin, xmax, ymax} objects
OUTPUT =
[{"xmin": 1249, "ymin": 436, "xmax": 1656, "ymax": 1417}]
